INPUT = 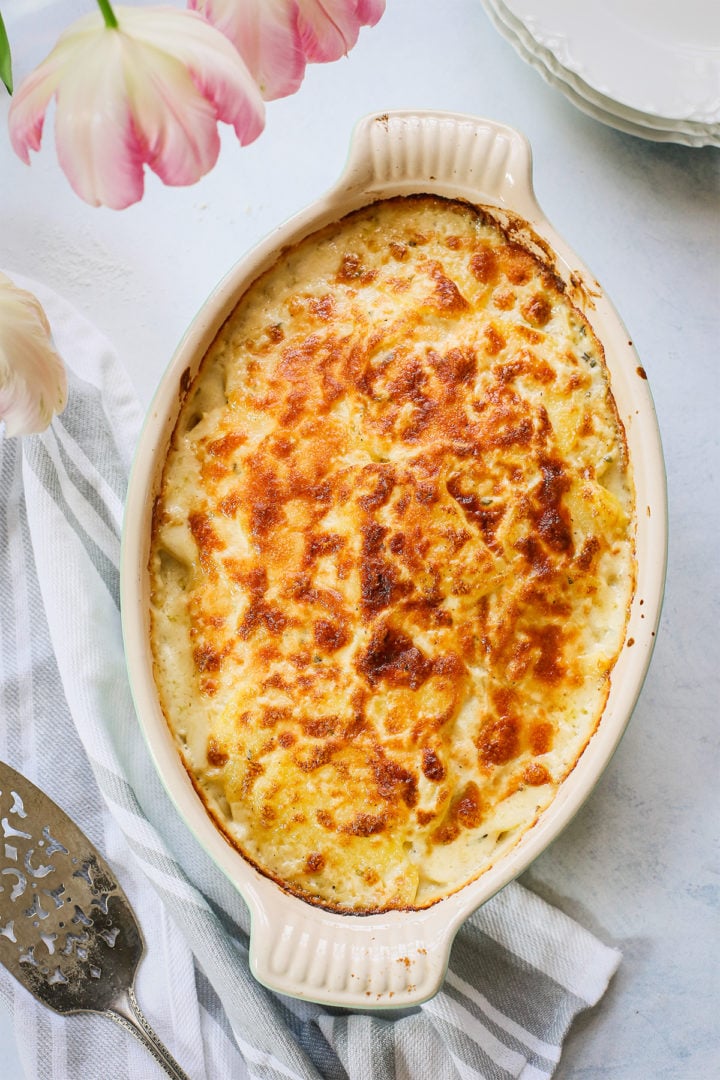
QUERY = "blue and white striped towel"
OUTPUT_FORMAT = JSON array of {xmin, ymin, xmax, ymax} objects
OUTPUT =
[{"xmin": 0, "ymin": 275, "xmax": 621, "ymax": 1080}]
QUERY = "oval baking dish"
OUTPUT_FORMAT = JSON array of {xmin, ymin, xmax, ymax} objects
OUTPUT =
[{"xmin": 121, "ymin": 110, "xmax": 667, "ymax": 1008}]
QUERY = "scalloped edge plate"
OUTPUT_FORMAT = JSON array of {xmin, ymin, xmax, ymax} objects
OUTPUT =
[
  {"xmin": 504, "ymin": 0, "xmax": 720, "ymax": 124},
  {"xmin": 481, "ymin": 0, "xmax": 720, "ymax": 146}
]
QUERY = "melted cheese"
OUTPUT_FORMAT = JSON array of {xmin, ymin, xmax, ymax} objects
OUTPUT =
[{"xmin": 149, "ymin": 195, "xmax": 635, "ymax": 911}]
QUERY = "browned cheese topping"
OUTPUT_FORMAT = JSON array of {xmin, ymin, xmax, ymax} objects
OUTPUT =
[{"xmin": 150, "ymin": 195, "xmax": 636, "ymax": 911}]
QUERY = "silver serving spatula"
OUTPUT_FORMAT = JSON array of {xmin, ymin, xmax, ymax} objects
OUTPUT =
[{"xmin": 0, "ymin": 761, "xmax": 190, "ymax": 1079}]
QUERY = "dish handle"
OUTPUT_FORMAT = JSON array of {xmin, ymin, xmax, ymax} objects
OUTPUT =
[
  {"xmin": 247, "ymin": 878, "xmax": 458, "ymax": 1008},
  {"xmin": 337, "ymin": 109, "xmax": 540, "ymax": 218}
]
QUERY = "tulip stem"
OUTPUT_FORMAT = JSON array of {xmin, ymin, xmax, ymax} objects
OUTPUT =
[{"xmin": 96, "ymin": 0, "xmax": 119, "ymax": 29}]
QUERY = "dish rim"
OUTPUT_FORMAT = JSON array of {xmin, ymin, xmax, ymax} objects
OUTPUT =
[{"xmin": 120, "ymin": 109, "xmax": 668, "ymax": 1008}]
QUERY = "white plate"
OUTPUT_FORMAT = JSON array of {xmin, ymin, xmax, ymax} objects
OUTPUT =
[
  {"xmin": 482, "ymin": 0, "xmax": 720, "ymax": 146},
  {"xmin": 503, "ymin": 0, "xmax": 720, "ymax": 125}
]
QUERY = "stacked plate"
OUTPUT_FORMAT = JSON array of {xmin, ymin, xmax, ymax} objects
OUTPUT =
[{"xmin": 481, "ymin": 0, "xmax": 720, "ymax": 147}]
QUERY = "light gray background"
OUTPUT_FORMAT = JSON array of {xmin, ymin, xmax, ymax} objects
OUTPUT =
[{"xmin": 0, "ymin": 1, "xmax": 718, "ymax": 1076}]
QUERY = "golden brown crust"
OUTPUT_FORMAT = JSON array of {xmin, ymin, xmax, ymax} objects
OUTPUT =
[{"xmin": 149, "ymin": 195, "xmax": 635, "ymax": 911}]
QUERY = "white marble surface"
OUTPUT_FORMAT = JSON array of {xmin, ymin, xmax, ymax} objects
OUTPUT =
[{"xmin": 1, "ymin": 1, "xmax": 718, "ymax": 1076}]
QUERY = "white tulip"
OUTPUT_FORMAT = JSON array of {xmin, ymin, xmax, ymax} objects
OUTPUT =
[{"xmin": 0, "ymin": 274, "xmax": 68, "ymax": 437}]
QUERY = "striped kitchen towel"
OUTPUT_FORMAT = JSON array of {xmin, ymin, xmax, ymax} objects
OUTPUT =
[{"xmin": 0, "ymin": 274, "xmax": 621, "ymax": 1080}]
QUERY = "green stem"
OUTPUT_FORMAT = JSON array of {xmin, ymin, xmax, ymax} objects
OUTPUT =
[
  {"xmin": 0, "ymin": 12, "xmax": 13, "ymax": 94},
  {"xmin": 96, "ymin": 0, "xmax": 119, "ymax": 29}
]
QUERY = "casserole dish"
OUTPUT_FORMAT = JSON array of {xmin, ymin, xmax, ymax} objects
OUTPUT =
[{"xmin": 121, "ymin": 110, "xmax": 666, "ymax": 1008}]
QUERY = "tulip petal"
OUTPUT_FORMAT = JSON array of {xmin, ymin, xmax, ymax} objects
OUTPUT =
[
  {"xmin": 52, "ymin": 33, "xmax": 146, "ymax": 209},
  {"xmin": 0, "ymin": 273, "xmax": 67, "ymax": 437},
  {"xmin": 124, "ymin": 44, "xmax": 222, "ymax": 189},
  {"xmin": 190, "ymin": 0, "xmax": 306, "ymax": 101},
  {"xmin": 298, "ymin": 0, "xmax": 385, "ymax": 63},
  {"xmin": 355, "ymin": 0, "xmax": 386, "ymax": 28},
  {"xmin": 7, "ymin": 34, "xmax": 81, "ymax": 162},
  {"xmin": 123, "ymin": 8, "xmax": 265, "ymax": 144}
]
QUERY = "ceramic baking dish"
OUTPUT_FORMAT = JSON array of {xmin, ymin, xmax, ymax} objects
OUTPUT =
[{"xmin": 120, "ymin": 110, "xmax": 667, "ymax": 1009}]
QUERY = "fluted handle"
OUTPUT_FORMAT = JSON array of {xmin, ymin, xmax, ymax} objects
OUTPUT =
[
  {"xmin": 248, "ymin": 886, "xmax": 457, "ymax": 1008},
  {"xmin": 338, "ymin": 109, "xmax": 539, "ymax": 218}
]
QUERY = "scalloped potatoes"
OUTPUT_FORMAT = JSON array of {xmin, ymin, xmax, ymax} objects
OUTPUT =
[{"xmin": 149, "ymin": 196, "xmax": 635, "ymax": 911}]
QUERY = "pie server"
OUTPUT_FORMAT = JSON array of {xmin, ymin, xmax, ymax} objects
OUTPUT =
[{"xmin": 0, "ymin": 760, "xmax": 190, "ymax": 1079}]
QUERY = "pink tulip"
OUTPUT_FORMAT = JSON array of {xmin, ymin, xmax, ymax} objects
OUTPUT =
[
  {"xmin": 190, "ymin": 0, "xmax": 386, "ymax": 99},
  {"xmin": 8, "ymin": 5, "xmax": 265, "ymax": 210},
  {"xmin": 0, "ymin": 273, "xmax": 67, "ymax": 437}
]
